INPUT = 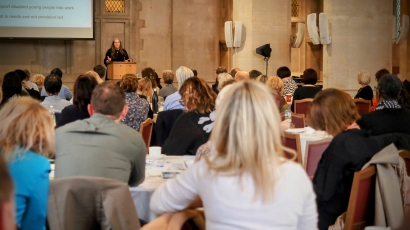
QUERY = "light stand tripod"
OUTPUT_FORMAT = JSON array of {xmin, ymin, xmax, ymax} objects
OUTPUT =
[{"xmin": 263, "ymin": 56, "xmax": 270, "ymax": 76}]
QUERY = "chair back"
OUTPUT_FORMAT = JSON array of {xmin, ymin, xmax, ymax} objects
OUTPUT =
[
  {"xmin": 140, "ymin": 118, "xmax": 154, "ymax": 153},
  {"xmin": 399, "ymin": 149, "xmax": 410, "ymax": 176},
  {"xmin": 281, "ymin": 113, "xmax": 305, "ymax": 128},
  {"xmin": 47, "ymin": 176, "xmax": 140, "ymax": 230},
  {"xmin": 140, "ymin": 209, "xmax": 205, "ymax": 230},
  {"xmin": 294, "ymin": 98, "xmax": 313, "ymax": 120},
  {"xmin": 344, "ymin": 165, "xmax": 376, "ymax": 230},
  {"xmin": 353, "ymin": 98, "xmax": 371, "ymax": 115},
  {"xmin": 304, "ymin": 138, "xmax": 332, "ymax": 177},
  {"xmin": 154, "ymin": 109, "xmax": 184, "ymax": 146},
  {"xmin": 281, "ymin": 132, "xmax": 302, "ymax": 164}
]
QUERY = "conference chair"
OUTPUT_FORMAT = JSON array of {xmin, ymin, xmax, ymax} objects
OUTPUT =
[
  {"xmin": 154, "ymin": 109, "xmax": 184, "ymax": 146},
  {"xmin": 344, "ymin": 165, "xmax": 376, "ymax": 230},
  {"xmin": 294, "ymin": 98, "xmax": 313, "ymax": 123},
  {"xmin": 353, "ymin": 98, "xmax": 371, "ymax": 115},
  {"xmin": 140, "ymin": 118, "xmax": 154, "ymax": 153},
  {"xmin": 281, "ymin": 132, "xmax": 302, "ymax": 164},
  {"xmin": 399, "ymin": 149, "xmax": 410, "ymax": 176},
  {"xmin": 304, "ymin": 138, "xmax": 332, "ymax": 178},
  {"xmin": 47, "ymin": 177, "xmax": 141, "ymax": 230},
  {"xmin": 281, "ymin": 112, "xmax": 305, "ymax": 128}
]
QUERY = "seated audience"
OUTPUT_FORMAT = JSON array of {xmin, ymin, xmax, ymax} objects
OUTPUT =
[
  {"xmin": 308, "ymin": 89, "xmax": 382, "ymax": 230},
  {"xmin": 55, "ymin": 82, "xmax": 146, "ymax": 186},
  {"xmin": 164, "ymin": 66, "xmax": 194, "ymax": 111},
  {"xmin": 137, "ymin": 77, "xmax": 154, "ymax": 119},
  {"xmin": 217, "ymin": 73, "xmax": 234, "ymax": 92},
  {"xmin": 30, "ymin": 74, "xmax": 45, "ymax": 95},
  {"xmin": 277, "ymin": 66, "xmax": 298, "ymax": 97},
  {"xmin": 41, "ymin": 68, "xmax": 72, "ymax": 100},
  {"xmin": 141, "ymin": 67, "xmax": 160, "ymax": 91},
  {"xmin": 212, "ymin": 66, "xmax": 227, "ymax": 94},
  {"xmin": 357, "ymin": 74, "xmax": 410, "ymax": 136},
  {"xmin": 1, "ymin": 71, "xmax": 22, "ymax": 106},
  {"xmin": 370, "ymin": 68, "xmax": 390, "ymax": 111},
  {"xmin": 93, "ymin": 64, "xmax": 106, "ymax": 82},
  {"xmin": 256, "ymin": 74, "xmax": 268, "ymax": 83},
  {"xmin": 40, "ymin": 74, "xmax": 72, "ymax": 113},
  {"xmin": 234, "ymin": 70, "xmax": 250, "ymax": 81},
  {"xmin": 23, "ymin": 69, "xmax": 39, "ymax": 92},
  {"xmin": 291, "ymin": 68, "xmax": 321, "ymax": 112},
  {"xmin": 56, "ymin": 75, "xmax": 98, "ymax": 128},
  {"xmin": 120, "ymin": 74, "xmax": 149, "ymax": 131},
  {"xmin": 354, "ymin": 70, "xmax": 373, "ymax": 104},
  {"xmin": 229, "ymin": 67, "xmax": 240, "ymax": 78},
  {"xmin": 397, "ymin": 74, "xmax": 410, "ymax": 109},
  {"xmin": 162, "ymin": 77, "xmax": 216, "ymax": 155},
  {"xmin": 249, "ymin": 69, "xmax": 262, "ymax": 79},
  {"xmin": 266, "ymin": 76, "xmax": 286, "ymax": 112},
  {"xmin": 158, "ymin": 70, "xmax": 177, "ymax": 99},
  {"xmin": 151, "ymin": 80, "xmax": 317, "ymax": 229},
  {"xmin": 0, "ymin": 97, "xmax": 54, "ymax": 230},
  {"xmin": 85, "ymin": 70, "xmax": 104, "ymax": 84},
  {"xmin": 15, "ymin": 69, "xmax": 41, "ymax": 100},
  {"xmin": 191, "ymin": 69, "xmax": 198, "ymax": 77},
  {"xmin": 0, "ymin": 155, "xmax": 15, "ymax": 230}
]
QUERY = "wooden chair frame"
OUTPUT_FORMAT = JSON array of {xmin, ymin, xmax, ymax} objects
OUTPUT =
[
  {"xmin": 344, "ymin": 165, "xmax": 376, "ymax": 230},
  {"xmin": 353, "ymin": 98, "xmax": 371, "ymax": 115},
  {"xmin": 281, "ymin": 112, "xmax": 306, "ymax": 128},
  {"xmin": 139, "ymin": 118, "xmax": 154, "ymax": 154},
  {"xmin": 294, "ymin": 98, "xmax": 314, "ymax": 116},
  {"xmin": 303, "ymin": 138, "xmax": 332, "ymax": 176},
  {"xmin": 282, "ymin": 132, "xmax": 302, "ymax": 164}
]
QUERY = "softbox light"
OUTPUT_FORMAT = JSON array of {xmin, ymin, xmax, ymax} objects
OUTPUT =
[{"xmin": 256, "ymin": 43, "xmax": 272, "ymax": 57}]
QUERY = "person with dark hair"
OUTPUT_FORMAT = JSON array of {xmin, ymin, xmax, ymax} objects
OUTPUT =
[
  {"xmin": 141, "ymin": 67, "xmax": 160, "ymax": 91},
  {"xmin": 15, "ymin": 69, "xmax": 41, "ymax": 100},
  {"xmin": 249, "ymin": 69, "xmax": 262, "ymax": 79},
  {"xmin": 159, "ymin": 70, "xmax": 177, "ymax": 99},
  {"xmin": 277, "ymin": 66, "xmax": 298, "ymax": 97},
  {"xmin": 120, "ymin": 74, "xmax": 149, "ymax": 131},
  {"xmin": 55, "ymin": 82, "xmax": 146, "ymax": 186},
  {"xmin": 40, "ymin": 68, "xmax": 72, "ymax": 100},
  {"xmin": 0, "ymin": 155, "xmax": 15, "ymax": 230},
  {"xmin": 191, "ymin": 69, "xmax": 198, "ymax": 77},
  {"xmin": 212, "ymin": 66, "xmax": 227, "ymax": 94},
  {"xmin": 40, "ymin": 74, "xmax": 71, "ymax": 113},
  {"xmin": 56, "ymin": 74, "xmax": 98, "ymax": 128},
  {"xmin": 229, "ymin": 67, "xmax": 240, "ymax": 78},
  {"xmin": 23, "ymin": 69, "xmax": 39, "ymax": 91},
  {"xmin": 1, "ymin": 71, "xmax": 22, "ymax": 106},
  {"xmin": 397, "ymin": 74, "xmax": 410, "ymax": 109},
  {"xmin": 162, "ymin": 77, "xmax": 217, "ymax": 155},
  {"xmin": 104, "ymin": 38, "xmax": 130, "ymax": 65},
  {"xmin": 308, "ymin": 89, "xmax": 381, "ymax": 230},
  {"xmin": 93, "ymin": 65, "xmax": 106, "ymax": 81},
  {"xmin": 291, "ymin": 68, "xmax": 321, "ymax": 112},
  {"xmin": 357, "ymin": 74, "xmax": 410, "ymax": 137},
  {"xmin": 370, "ymin": 68, "xmax": 390, "ymax": 111}
]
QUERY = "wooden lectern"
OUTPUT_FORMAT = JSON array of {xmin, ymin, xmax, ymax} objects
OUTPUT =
[{"xmin": 107, "ymin": 62, "xmax": 137, "ymax": 80}]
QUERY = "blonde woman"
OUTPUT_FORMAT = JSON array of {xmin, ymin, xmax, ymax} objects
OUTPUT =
[
  {"xmin": 354, "ymin": 70, "xmax": 373, "ymax": 103},
  {"xmin": 216, "ymin": 72, "xmax": 233, "ymax": 92},
  {"xmin": 85, "ymin": 70, "xmax": 104, "ymax": 84},
  {"xmin": 266, "ymin": 76, "xmax": 286, "ymax": 112},
  {"xmin": 30, "ymin": 74, "xmax": 45, "ymax": 93},
  {"xmin": 0, "ymin": 97, "xmax": 54, "ymax": 230},
  {"xmin": 151, "ymin": 80, "xmax": 317, "ymax": 229},
  {"xmin": 137, "ymin": 77, "xmax": 153, "ymax": 102}
]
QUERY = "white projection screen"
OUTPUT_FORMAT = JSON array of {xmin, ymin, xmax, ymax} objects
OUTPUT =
[{"xmin": 0, "ymin": 0, "xmax": 93, "ymax": 39}]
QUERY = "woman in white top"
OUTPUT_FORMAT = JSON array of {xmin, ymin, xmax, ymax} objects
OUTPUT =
[{"xmin": 150, "ymin": 80, "xmax": 318, "ymax": 230}]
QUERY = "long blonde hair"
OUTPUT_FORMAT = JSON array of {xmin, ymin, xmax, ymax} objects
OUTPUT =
[
  {"xmin": 0, "ymin": 97, "xmax": 55, "ymax": 161},
  {"xmin": 138, "ymin": 77, "xmax": 153, "ymax": 101},
  {"xmin": 206, "ymin": 80, "xmax": 286, "ymax": 202},
  {"xmin": 85, "ymin": 70, "xmax": 104, "ymax": 84}
]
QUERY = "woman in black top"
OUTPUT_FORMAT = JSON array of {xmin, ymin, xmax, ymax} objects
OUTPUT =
[
  {"xmin": 354, "ymin": 70, "xmax": 373, "ymax": 104},
  {"xmin": 291, "ymin": 68, "xmax": 321, "ymax": 112},
  {"xmin": 103, "ymin": 38, "xmax": 130, "ymax": 66}
]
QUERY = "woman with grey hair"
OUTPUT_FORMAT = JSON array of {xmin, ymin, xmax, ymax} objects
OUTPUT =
[
  {"xmin": 163, "ymin": 66, "xmax": 194, "ymax": 111},
  {"xmin": 354, "ymin": 70, "xmax": 373, "ymax": 103}
]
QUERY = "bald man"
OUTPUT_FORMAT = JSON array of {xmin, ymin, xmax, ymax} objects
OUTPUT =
[{"xmin": 235, "ymin": 71, "xmax": 250, "ymax": 81}]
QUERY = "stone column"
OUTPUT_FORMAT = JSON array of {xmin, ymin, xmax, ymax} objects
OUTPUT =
[
  {"xmin": 322, "ymin": 0, "xmax": 392, "ymax": 94},
  {"xmin": 232, "ymin": 0, "xmax": 292, "ymax": 76}
]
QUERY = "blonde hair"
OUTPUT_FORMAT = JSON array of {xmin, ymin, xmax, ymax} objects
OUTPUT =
[
  {"xmin": 266, "ymin": 76, "xmax": 284, "ymax": 94},
  {"xmin": 357, "ymin": 70, "xmax": 371, "ymax": 85},
  {"xmin": 30, "ymin": 74, "xmax": 45, "ymax": 87},
  {"xmin": 85, "ymin": 70, "xmax": 104, "ymax": 84},
  {"xmin": 217, "ymin": 73, "xmax": 233, "ymax": 91},
  {"xmin": 138, "ymin": 77, "xmax": 153, "ymax": 101},
  {"xmin": 0, "ymin": 97, "xmax": 55, "ymax": 161},
  {"xmin": 256, "ymin": 74, "xmax": 268, "ymax": 84},
  {"xmin": 206, "ymin": 80, "xmax": 289, "ymax": 202}
]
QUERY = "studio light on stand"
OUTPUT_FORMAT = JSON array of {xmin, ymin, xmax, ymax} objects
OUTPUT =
[{"xmin": 256, "ymin": 44, "xmax": 272, "ymax": 76}]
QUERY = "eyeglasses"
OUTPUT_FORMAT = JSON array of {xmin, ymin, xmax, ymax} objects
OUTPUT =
[{"xmin": 179, "ymin": 99, "xmax": 185, "ymax": 106}]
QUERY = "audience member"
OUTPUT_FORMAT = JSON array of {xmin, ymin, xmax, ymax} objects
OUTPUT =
[
  {"xmin": 249, "ymin": 69, "xmax": 262, "ymax": 79},
  {"xmin": 212, "ymin": 66, "xmax": 227, "ymax": 94},
  {"xmin": 357, "ymin": 74, "xmax": 410, "ymax": 136},
  {"xmin": 0, "ymin": 156, "xmax": 15, "ymax": 230},
  {"xmin": 30, "ymin": 74, "xmax": 45, "ymax": 94},
  {"xmin": 23, "ymin": 69, "xmax": 39, "ymax": 91},
  {"xmin": 217, "ymin": 73, "xmax": 233, "ymax": 92},
  {"xmin": 277, "ymin": 66, "xmax": 298, "ymax": 97},
  {"xmin": 40, "ymin": 74, "xmax": 71, "ymax": 113},
  {"xmin": 162, "ymin": 77, "xmax": 216, "ymax": 155},
  {"xmin": 229, "ymin": 67, "xmax": 240, "ymax": 78},
  {"xmin": 370, "ymin": 68, "xmax": 390, "ymax": 111},
  {"xmin": 137, "ymin": 77, "xmax": 154, "ymax": 119},
  {"xmin": 0, "ymin": 97, "xmax": 54, "ymax": 230},
  {"xmin": 291, "ymin": 68, "xmax": 321, "ymax": 112},
  {"xmin": 163, "ymin": 66, "xmax": 194, "ymax": 111},
  {"xmin": 55, "ymin": 82, "xmax": 146, "ymax": 186},
  {"xmin": 56, "ymin": 75, "xmax": 98, "ymax": 128},
  {"xmin": 308, "ymin": 88, "xmax": 382, "ymax": 230},
  {"xmin": 93, "ymin": 64, "xmax": 106, "ymax": 82},
  {"xmin": 40, "ymin": 68, "xmax": 72, "ymax": 100},
  {"xmin": 1, "ymin": 71, "xmax": 22, "ymax": 106},
  {"xmin": 120, "ymin": 74, "xmax": 149, "ymax": 131},
  {"xmin": 151, "ymin": 80, "xmax": 317, "ymax": 229},
  {"xmin": 397, "ymin": 73, "xmax": 410, "ymax": 109},
  {"xmin": 85, "ymin": 70, "xmax": 104, "ymax": 84},
  {"xmin": 266, "ymin": 76, "xmax": 286, "ymax": 112},
  {"xmin": 256, "ymin": 74, "xmax": 268, "ymax": 83},
  {"xmin": 191, "ymin": 69, "xmax": 198, "ymax": 77},
  {"xmin": 158, "ymin": 70, "xmax": 177, "ymax": 99},
  {"xmin": 15, "ymin": 69, "xmax": 41, "ymax": 100},
  {"xmin": 141, "ymin": 67, "xmax": 160, "ymax": 91},
  {"xmin": 234, "ymin": 70, "xmax": 250, "ymax": 81},
  {"xmin": 354, "ymin": 70, "xmax": 373, "ymax": 104}
]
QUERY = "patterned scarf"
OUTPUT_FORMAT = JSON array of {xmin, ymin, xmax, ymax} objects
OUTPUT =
[{"xmin": 375, "ymin": 100, "xmax": 401, "ymax": 110}]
